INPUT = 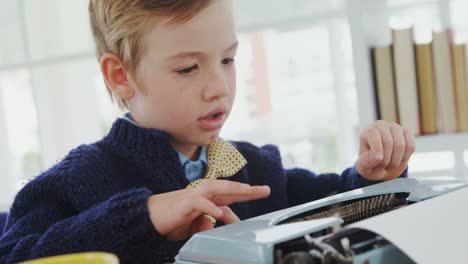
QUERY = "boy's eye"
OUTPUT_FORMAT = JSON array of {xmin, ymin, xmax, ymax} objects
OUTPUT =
[
  {"xmin": 177, "ymin": 65, "xmax": 198, "ymax": 75},
  {"xmin": 222, "ymin": 58, "xmax": 235, "ymax": 65}
]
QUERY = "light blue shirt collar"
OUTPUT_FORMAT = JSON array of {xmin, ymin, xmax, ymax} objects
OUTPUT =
[
  {"xmin": 177, "ymin": 147, "xmax": 208, "ymax": 182},
  {"xmin": 177, "ymin": 146, "xmax": 208, "ymax": 167}
]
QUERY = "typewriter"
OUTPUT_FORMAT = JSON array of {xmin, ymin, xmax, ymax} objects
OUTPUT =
[{"xmin": 174, "ymin": 178, "xmax": 468, "ymax": 264}]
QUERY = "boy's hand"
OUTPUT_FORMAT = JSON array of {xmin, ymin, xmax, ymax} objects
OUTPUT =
[
  {"xmin": 356, "ymin": 120, "xmax": 415, "ymax": 181},
  {"xmin": 147, "ymin": 180, "xmax": 271, "ymax": 241}
]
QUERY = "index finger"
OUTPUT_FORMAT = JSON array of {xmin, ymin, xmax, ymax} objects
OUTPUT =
[
  {"xmin": 210, "ymin": 186, "xmax": 271, "ymax": 206},
  {"xmin": 197, "ymin": 180, "xmax": 270, "ymax": 199},
  {"xmin": 364, "ymin": 127, "xmax": 384, "ymax": 165}
]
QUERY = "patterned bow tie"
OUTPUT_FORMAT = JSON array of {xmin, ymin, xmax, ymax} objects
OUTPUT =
[{"xmin": 186, "ymin": 138, "xmax": 247, "ymax": 225}]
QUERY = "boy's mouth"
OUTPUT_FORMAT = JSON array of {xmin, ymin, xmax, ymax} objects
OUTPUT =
[{"xmin": 198, "ymin": 107, "xmax": 227, "ymax": 131}]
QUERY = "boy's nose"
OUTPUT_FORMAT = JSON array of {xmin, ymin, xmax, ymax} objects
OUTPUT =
[{"xmin": 203, "ymin": 71, "xmax": 229, "ymax": 101}]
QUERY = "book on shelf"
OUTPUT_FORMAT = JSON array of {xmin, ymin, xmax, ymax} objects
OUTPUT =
[
  {"xmin": 432, "ymin": 30, "xmax": 457, "ymax": 133},
  {"xmin": 369, "ymin": 28, "xmax": 468, "ymax": 136},
  {"xmin": 392, "ymin": 28, "xmax": 421, "ymax": 135},
  {"xmin": 451, "ymin": 43, "xmax": 468, "ymax": 132},
  {"xmin": 370, "ymin": 45, "xmax": 398, "ymax": 123},
  {"xmin": 415, "ymin": 43, "xmax": 438, "ymax": 134}
]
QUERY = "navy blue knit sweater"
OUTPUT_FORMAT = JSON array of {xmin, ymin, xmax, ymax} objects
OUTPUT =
[{"xmin": 0, "ymin": 119, "xmax": 402, "ymax": 264}]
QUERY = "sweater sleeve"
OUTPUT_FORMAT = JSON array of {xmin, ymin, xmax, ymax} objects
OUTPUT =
[
  {"xmin": 286, "ymin": 166, "xmax": 408, "ymax": 207},
  {"xmin": 0, "ymin": 186, "xmax": 163, "ymax": 264}
]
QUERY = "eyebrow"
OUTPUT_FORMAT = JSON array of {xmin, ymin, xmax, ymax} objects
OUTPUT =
[
  {"xmin": 225, "ymin": 41, "xmax": 239, "ymax": 52},
  {"xmin": 167, "ymin": 41, "xmax": 239, "ymax": 61}
]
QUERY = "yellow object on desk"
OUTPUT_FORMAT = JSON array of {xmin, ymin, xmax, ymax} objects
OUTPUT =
[{"xmin": 19, "ymin": 252, "xmax": 119, "ymax": 264}]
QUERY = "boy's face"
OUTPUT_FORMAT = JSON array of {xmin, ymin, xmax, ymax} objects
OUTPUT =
[{"xmin": 130, "ymin": 0, "xmax": 237, "ymax": 148}]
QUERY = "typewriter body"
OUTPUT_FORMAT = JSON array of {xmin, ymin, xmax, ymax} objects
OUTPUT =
[{"xmin": 174, "ymin": 178, "xmax": 468, "ymax": 264}]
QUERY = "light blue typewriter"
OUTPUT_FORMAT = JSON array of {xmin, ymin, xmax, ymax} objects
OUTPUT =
[{"xmin": 174, "ymin": 178, "xmax": 468, "ymax": 264}]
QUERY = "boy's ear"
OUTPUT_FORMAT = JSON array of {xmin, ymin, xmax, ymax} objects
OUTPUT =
[{"xmin": 100, "ymin": 53, "xmax": 135, "ymax": 100}]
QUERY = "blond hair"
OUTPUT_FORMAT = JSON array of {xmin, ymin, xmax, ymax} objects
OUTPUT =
[{"xmin": 89, "ymin": 0, "xmax": 214, "ymax": 109}]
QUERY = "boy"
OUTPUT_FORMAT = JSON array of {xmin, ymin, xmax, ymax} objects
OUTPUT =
[{"xmin": 0, "ymin": 0, "xmax": 414, "ymax": 263}]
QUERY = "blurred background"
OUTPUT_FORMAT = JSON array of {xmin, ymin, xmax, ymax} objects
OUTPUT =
[{"xmin": 1, "ymin": 0, "xmax": 468, "ymax": 210}]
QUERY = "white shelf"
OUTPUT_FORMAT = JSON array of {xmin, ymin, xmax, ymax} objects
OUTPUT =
[
  {"xmin": 415, "ymin": 132, "xmax": 468, "ymax": 152},
  {"xmin": 413, "ymin": 133, "xmax": 468, "ymax": 179}
]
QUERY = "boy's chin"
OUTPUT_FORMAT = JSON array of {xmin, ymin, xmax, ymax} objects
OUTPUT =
[{"xmin": 198, "ymin": 130, "xmax": 222, "ymax": 146}]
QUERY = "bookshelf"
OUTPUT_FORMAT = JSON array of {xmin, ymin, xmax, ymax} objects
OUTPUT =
[{"xmin": 346, "ymin": 0, "xmax": 468, "ymax": 179}]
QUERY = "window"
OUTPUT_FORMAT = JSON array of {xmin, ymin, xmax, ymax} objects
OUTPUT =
[
  {"xmin": 222, "ymin": 18, "xmax": 358, "ymax": 172},
  {"xmin": 0, "ymin": 70, "xmax": 41, "ymax": 207}
]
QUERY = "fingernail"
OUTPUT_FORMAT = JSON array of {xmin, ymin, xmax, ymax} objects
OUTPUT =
[
  {"xmin": 216, "ymin": 208, "xmax": 223, "ymax": 216},
  {"xmin": 259, "ymin": 186, "xmax": 270, "ymax": 194}
]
